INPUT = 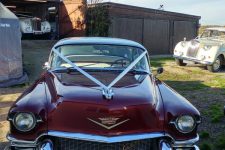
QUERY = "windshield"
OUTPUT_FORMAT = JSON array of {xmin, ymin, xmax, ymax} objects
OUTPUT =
[
  {"xmin": 201, "ymin": 30, "xmax": 225, "ymax": 38},
  {"xmin": 50, "ymin": 45, "xmax": 149, "ymax": 72}
]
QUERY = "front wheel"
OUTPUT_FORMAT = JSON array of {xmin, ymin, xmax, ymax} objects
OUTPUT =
[
  {"xmin": 207, "ymin": 56, "xmax": 223, "ymax": 72},
  {"xmin": 175, "ymin": 58, "xmax": 187, "ymax": 66}
]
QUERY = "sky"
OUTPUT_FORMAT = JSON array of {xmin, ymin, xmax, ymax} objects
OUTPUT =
[{"xmin": 103, "ymin": 0, "xmax": 225, "ymax": 25}]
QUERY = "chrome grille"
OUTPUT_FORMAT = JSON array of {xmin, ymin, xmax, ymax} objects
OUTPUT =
[
  {"xmin": 32, "ymin": 19, "xmax": 41, "ymax": 31},
  {"xmin": 186, "ymin": 40, "xmax": 200, "ymax": 58},
  {"xmin": 186, "ymin": 46, "xmax": 199, "ymax": 58},
  {"xmin": 54, "ymin": 137, "xmax": 158, "ymax": 150}
]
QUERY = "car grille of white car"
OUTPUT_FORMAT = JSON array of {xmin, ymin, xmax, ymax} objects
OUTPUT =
[
  {"xmin": 32, "ymin": 20, "xmax": 41, "ymax": 31},
  {"xmin": 186, "ymin": 46, "xmax": 199, "ymax": 58},
  {"xmin": 54, "ymin": 137, "xmax": 158, "ymax": 150}
]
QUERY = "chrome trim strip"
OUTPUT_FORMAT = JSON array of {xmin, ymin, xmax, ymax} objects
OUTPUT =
[
  {"xmin": 159, "ymin": 140, "xmax": 172, "ymax": 150},
  {"xmin": 169, "ymin": 115, "xmax": 198, "ymax": 134},
  {"xmin": 173, "ymin": 134, "xmax": 199, "ymax": 147},
  {"xmin": 41, "ymin": 140, "xmax": 53, "ymax": 150},
  {"xmin": 173, "ymin": 55, "xmax": 212, "ymax": 65},
  {"xmin": 7, "ymin": 131, "xmax": 199, "ymax": 148},
  {"xmin": 7, "ymin": 133, "xmax": 47, "ymax": 147},
  {"xmin": 48, "ymin": 131, "xmax": 165, "ymax": 143},
  {"xmin": 194, "ymin": 145, "xmax": 200, "ymax": 150}
]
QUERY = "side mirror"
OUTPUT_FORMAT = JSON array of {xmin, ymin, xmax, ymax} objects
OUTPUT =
[
  {"xmin": 43, "ymin": 62, "xmax": 50, "ymax": 70},
  {"xmin": 157, "ymin": 67, "xmax": 164, "ymax": 75}
]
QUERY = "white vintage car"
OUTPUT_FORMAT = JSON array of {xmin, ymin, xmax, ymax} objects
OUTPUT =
[
  {"xmin": 17, "ymin": 14, "xmax": 51, "ymax": 36},
  {"xmin": 174, "ymin": 27, "xmax": 225, "ymax": 72}
]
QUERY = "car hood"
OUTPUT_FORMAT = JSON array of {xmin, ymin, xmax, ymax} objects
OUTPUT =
[
  {"xmin": 47, "ymin": 72, "xmax": 164, "ymax": 136},
  {"xmin": 196, "ymin": 38, "xmax": 223, "ymax": 46}
]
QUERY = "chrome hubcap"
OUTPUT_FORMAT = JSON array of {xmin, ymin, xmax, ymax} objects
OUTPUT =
[{"xmin": 213, "ymin": 58, "xmax": 221, "ymax": 71}]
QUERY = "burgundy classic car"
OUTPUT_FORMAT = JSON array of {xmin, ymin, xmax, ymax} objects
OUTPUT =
[{"xmin": 6, "ymin": 37, "xmax": 201, "ymax": 150}]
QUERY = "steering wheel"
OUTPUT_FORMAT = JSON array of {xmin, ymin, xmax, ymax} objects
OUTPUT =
[{"xmin": 111, "ymin": 58, "xmax": 131, "ymax": 67}]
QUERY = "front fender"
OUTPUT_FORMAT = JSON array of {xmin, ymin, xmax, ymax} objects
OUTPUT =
[
  {"xmin": 8, "ymin": 77, "xmax": 49, "ymax": 141},
  {"xmin": 157, "ymin": 80, "xmax": 200, "ymax": 141}
]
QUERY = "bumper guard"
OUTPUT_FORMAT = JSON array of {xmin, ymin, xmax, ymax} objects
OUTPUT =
[
  {"xmin": 6, "ymin": 132, "xmax": 200, "ymax": 150},
  {"xmin": 174, "ymin": 55, "xmax": 213, "ymax": 65}
]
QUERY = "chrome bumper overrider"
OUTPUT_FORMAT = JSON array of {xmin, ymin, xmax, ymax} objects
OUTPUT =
[
  {"xmin": 174, "ymin": 55, "xmax": 213, "ymax": 65},
  {"xmin": 7, "ymin": 131, "xmax": 199, "ymax": 150}
]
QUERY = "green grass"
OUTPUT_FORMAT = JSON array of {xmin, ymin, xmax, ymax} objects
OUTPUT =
[
  {"xmin": 151, "ymin": 57, "xmax": 225, "ymax": 91},
  {"xmin": 205, "ymin": 76, "xmax": 225, "ymax": 88},
  {"xmin": 150, "ymin": 57, "xmax": 174, "ymax": 68},
  {"xmin": 200, "ymin": 142, "xmax": 212, "ymax": 150},
  {"xmin": 215, "ymin": 135, "xmax": 225, "ymax": 149},
  {"xmin": 151, "ymin": 57, "xmax": 225, "ymax": 149},
  {"xmin": 200, "ymin": 131, "xmax": 210, "ymax": 139},
  {"xmin": 204, "ymin": 104, "xmax": 224, "ymax": 123}
]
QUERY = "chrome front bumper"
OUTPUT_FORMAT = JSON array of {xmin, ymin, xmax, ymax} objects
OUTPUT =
[
  {"xmin": 7, "ymin": 131, "xmax": 200, "ymax": 150},
  {"xmin": 174, "ymin": 55, "xmax": 213, "ymax": 65}
]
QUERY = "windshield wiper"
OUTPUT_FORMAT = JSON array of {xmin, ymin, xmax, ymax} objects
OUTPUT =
[
  {"xmin": 128, "ymin": 69, "xmax": 149, "ymax": 75},
  {"xmin": 53, "ymin": 67, "xmax": 149, "ymax": 75}
]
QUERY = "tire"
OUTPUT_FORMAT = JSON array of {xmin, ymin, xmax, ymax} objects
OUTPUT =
[
  {"xmin": 207, "ymin": 56, "xmax": 223, "ymax": 72},
  {"xmin": 175, "ymin": 58, "xmax": 187, "ymax": 66}
]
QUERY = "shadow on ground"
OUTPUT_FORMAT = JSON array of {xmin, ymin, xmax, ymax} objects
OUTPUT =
[{"xmin": 0, "ymin": 142, "xmax": 8, "ymax": 150}]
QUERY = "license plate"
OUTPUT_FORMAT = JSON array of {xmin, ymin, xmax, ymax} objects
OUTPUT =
[{"xmin": 34, "ymin": 32, "xmax": 42, "ymax": 35}]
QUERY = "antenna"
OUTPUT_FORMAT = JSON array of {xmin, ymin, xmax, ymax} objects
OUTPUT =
[{"xmin": 158, "ymin": 4, "xmax": 164, "ymax": 10}]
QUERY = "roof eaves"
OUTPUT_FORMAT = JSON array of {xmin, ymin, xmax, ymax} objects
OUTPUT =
[{"xmin": 99, "ymin": 2, "xmax": 201, "ymax": 20}]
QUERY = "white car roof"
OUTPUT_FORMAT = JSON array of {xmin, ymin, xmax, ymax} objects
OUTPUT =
[
  {"xmin": 54, "ymin": 37, "xmax": 147, "ymax": 50},
  {"xmin": 206, "ymin": 27, "xmax": 225, "ymax": 32}
]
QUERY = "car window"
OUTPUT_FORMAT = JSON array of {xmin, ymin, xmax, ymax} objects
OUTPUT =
[
  {"xmin": 201, "ymin": 30, "xmax": 225, "ymax": 38},
  {"xmin": 201, "ymin": 30, "xmax": 211, "ymax": 38},
  {"xmin": 51, "ymin": 45, "xmax": 149, "ymax": 71}
]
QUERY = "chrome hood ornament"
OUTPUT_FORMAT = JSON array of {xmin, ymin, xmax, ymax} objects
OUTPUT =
[{"xmin": 87, "ymin": 117, "xmax": 130, "ymax": 130}]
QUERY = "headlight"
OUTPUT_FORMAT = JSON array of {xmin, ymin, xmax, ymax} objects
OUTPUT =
[
  {"xmin": 203, "ymin": 45, "xmax": 212, "ymax": 51},
  {"xmin": 24, "ymin": 21, "xmax": 31, "ymax": 26},
  {"xmin": 200, "ymin": 55, "xmax": 206, "ymax": 60},
  {"xmin": 176, "ymin": 115, "xmax": 196, "ymax": 133},
  {"xmin": 25, "ymin": 27, "xmax": 32, "ymax": 32},
  {"xmin": 181, "ymin": 41, "xmax": 187, "ymax": 47},
  {"xmin": 13, "ymin": 113, "xmax": 36, "ymax": 132}
]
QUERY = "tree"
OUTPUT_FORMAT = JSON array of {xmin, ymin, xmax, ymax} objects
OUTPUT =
[{"xmin": 86, "ymin": 0, "xmax": 111, "ymax": 36}]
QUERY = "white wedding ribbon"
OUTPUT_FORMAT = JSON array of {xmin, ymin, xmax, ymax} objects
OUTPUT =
[{"xmin": 52, "ymin": 48, "xmax": 147, "ymax": 99}]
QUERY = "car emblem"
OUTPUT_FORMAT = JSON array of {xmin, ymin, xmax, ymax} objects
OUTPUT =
[{"xmin": 87, "ymin": 117, "xmax": 130, "ymax": 130}]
